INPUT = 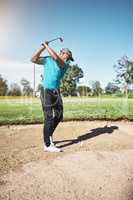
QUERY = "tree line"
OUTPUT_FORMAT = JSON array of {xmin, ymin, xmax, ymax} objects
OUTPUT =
[
  {"xmin": 0, "ymin": 77, "xmax": 33, "ymax": 96},
  {"xmin": 0, "ymin": 56, "xmax": 133, "ymax": 97}
]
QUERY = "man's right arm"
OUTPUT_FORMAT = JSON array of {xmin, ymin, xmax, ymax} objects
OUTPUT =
[{"xmin": 31, "ymin": 46, "xmax": 46, "ymax": 65}]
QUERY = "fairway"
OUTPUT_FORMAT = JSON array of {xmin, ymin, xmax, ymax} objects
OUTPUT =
[{"xmin": 0, "ymin": 96, "xmax": 133, "ymax": 125}]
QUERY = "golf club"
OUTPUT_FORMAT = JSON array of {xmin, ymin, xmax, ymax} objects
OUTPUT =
[
  {"xmin": 48, "ymin": 37, "xmax": 63, "ymax": 43},
  {"xmin": 41, "ymin": 37, "xmax": 63, "ymax": 47}
]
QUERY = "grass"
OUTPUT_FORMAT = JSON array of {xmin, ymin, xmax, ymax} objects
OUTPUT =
[{"xmin": 0, "ymin": 96, "xmax": 133, "ymax": 125}]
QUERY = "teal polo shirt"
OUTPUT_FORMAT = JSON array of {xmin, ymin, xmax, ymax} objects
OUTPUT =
[{"xmin": 40, "ymin": 56, "xmax": 70, "ymax": 89}]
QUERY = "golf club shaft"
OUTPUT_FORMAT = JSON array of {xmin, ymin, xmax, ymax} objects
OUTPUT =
[{"xmin": 48, "ymin": 37, "xmax": 62, "ymax": 43}]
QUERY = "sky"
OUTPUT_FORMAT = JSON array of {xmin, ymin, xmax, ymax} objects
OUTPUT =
[{"xmin": 0, "ymin": 0, "xmax": 133, "ymax": 89}]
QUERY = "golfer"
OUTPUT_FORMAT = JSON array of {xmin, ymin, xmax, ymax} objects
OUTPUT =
[{"xmin": 31, "ymin": 41, "xmax": 74, "ymax": 152}]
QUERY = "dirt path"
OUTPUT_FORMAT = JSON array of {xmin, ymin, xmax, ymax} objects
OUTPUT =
[{"xmin": 0, "ymin": 121, "xmax": 133, "ymax": 200}]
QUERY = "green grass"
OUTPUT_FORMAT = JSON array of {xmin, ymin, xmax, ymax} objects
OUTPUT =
[{"xmin": 0, "ymin": 96, "xmax": 133, "ymax": 125}]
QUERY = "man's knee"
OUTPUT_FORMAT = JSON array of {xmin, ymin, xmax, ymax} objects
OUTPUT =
[
  {"xmin": 44, "ymin": 109, "xmax": 54, "ymax": 121},
  {"xmin": 54, "ymin": 108, "xmax": 63, "ymax": 122}
]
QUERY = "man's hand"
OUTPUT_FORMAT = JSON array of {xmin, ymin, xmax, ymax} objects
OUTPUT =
[
  {"xmin": 42, "ymin": 41, "xmax": 65, "ymax": 68},
  {"xmin": 42, "ymin": 41, "xmax": 49, "ymax": 47}
]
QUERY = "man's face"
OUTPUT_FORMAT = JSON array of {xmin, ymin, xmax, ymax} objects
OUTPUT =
[{"xmin": 60, "ymin": 52, "xmax": 70, "ymax": 61}]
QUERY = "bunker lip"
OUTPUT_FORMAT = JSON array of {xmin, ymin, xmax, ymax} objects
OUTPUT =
[{"xmin": 0, "ymin": 118, "xmax": 133, "ymax": 126}]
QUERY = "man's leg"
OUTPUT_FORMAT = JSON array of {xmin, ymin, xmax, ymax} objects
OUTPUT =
[
  {"xmin": 42, "ymin": 89, "xmax": 63, "ymax": 152},
  {"xmin": 50, "ymin": 90, "xmax": 63, "ymax": 137},
  {"xmin": 41, "ymin": 88, "xmax": 63, "ymax": 148},
  {"xmin": 42, "ymin": 89, "xmax": 55, "ymax": 147}
]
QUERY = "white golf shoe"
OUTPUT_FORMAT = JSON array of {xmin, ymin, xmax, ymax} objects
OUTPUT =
[{"xmin": 44, "ymin": 144, "xmax": 62, "ymax": 152}]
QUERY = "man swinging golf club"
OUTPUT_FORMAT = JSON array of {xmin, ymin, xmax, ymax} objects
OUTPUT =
[{"xmin": 31, "ymin": 38, "xmax": 74, "ymax": 152}]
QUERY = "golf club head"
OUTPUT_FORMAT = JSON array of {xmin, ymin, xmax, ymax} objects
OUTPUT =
[{"xmin": 59, "ymin": 37, "xmax": 63, "ymax": 42}]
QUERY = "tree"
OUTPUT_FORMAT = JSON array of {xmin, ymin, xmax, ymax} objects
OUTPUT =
[
  {"xmin": 114, "ymin": 56, "xmax": 133, "ymax": 97},
  {"xmin": 20, "ymin": 78, "xmax": 33, "ymax": 96},
  {"xmin": 105, "ymin": 82, "xmax": 120, "ymax": 95},
  {"xmin": 77, "ymin": 85, "xmax": 92, "ymax": 96},
  {"xmin": 8, "ymin": 83, "xmax": 21, "ymax": 96},
  {"xmin": 92, "ymin": 81, "xmax": 103, "ymax": 96},
  {"xmin": 60, "ymin": 64, "xmax": 83, "ymax": 96},
  {"xmin": 0, "ymin": 74, "xmax": 8, "ymax": 96}
]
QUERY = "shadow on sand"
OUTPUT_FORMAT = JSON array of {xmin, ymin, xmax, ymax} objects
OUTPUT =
[{"xmin": 55, "ymin": 125, "xmax": 119, "ymax": 149}]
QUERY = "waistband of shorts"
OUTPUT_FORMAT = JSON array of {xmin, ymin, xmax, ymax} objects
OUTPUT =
[{"xmin": 44, "ymin": 88, "xmax": 60, "ymax": 93}]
